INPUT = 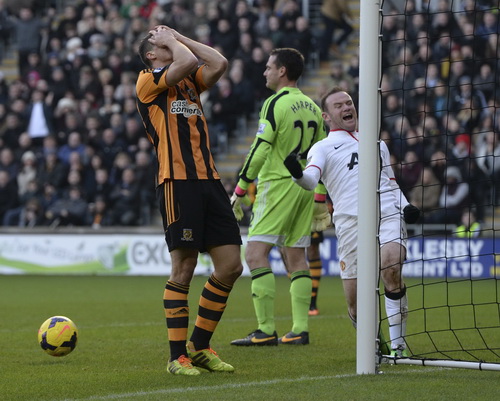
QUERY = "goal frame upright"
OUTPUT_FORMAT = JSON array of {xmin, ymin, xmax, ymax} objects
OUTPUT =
[
  {"xmin": 357, "ymin": 0, "xmax": 382, "ymax": 375},
  {"xmin": 356, "ymin": 0, "xmax": 500, "ymax": 374}
]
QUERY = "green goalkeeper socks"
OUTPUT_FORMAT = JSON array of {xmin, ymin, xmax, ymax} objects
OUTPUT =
[
  {"xmin": 251, "ymin": 267, "xmax": 276, "ymax": 335},
  {"xmin": 290, "ymin": 270, "xmax": 312, "ymax": 333}
]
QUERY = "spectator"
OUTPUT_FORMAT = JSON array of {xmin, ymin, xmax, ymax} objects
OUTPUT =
[
  {"xmin": 86, "ymin": 195, "xmax": 113, "ymax": 228},
  {"xmin": 228, "ymin": 61, "xmax": 254, "ymax": 117},
  {"xmin": 13, "ymin": 132, "xmax": 35, "ymax": 161},
  {"xmin": 319, "ymin": 0, "xmax": 354, "ymax": 61},
  {"xmin": 3, "ymin": 197, "xmax": 44, "ymax": 227},
  {"xmin": 409, "ymin": 167, "xmax": 442, "ymax": 214},
  {"xmin": 0, "ymin": 0, "xmax": 11, "ymax": 60},
  {"xmin": 38, "ymin": 149, "xmax": 68, "ymax": 189},
  {"xmin": 0, "ymin": 147, "xmax": 19, "ymax": 180},
  {"xmin": 210, "ymin": 17, "xmax": 239, "ymax": 60},
  {"xmin": 134, "ymin": 150, "xmax": 155, "ymax": 225},
  {"xmin": 98, "ymin": 128, "xmax": 126, "ymax": 169},
  {"xmin": 109, "ymin": 166, "xmax": 140, "ymax": 226},
  {"xmin": 1, "ymin": 112, "xmax": 25, "ymax": 150},
  {"xmin": 12, "ymin": 6, "xmax": 46, "ymax": 77},
  {"xmin": 50, "ymin": 4, "xmax": 79, "ymax": 42},
  {"xmin": 233, "ymin": 32, "xmax": 253, "ymax": 65},
  {"xmin": 209, "ymin": 77, "xmax": 240, "ymax": 138},
  {"xmin": 26, "ymin": 89, "xmax": 54, "ymax": 146},
  {"xmin": 58, "ymin": 131, "xmax": 87, "ymax": 165},
  {"xmin": 475, "ymin": 130, "xmax": 500, "ymax": 206},
  {"xmin": 473, "ymin": 62, "xmax": 496, "ymax": 103},
  {"xmin": 282, "ymin": 16, "xmax": 313, "ymax": 65},
  {"xmin": 0, "ymin": 169, "xmax": 18, "ymax": 223},
  {"xmin": 123, "ymin": 117, "xmax": 142, "ymax": 155},
  {"xmin": 267, "ymin": 14, "xmax": 285, "ymax": 48},
  {"xmin": 328, "ymin": 60, "xmax": 355, "ymax": 92},
  {"xmin": 17, "ymin": 151, "xmax": 38, "ymax": 199},
  {"xmin": 275, "ymin": 0, "xmax": 301, "ymax": 34},
  {"xmin": 89, "ymin": 167, "xmax": 113, "ymax": 203},
  {"xmin": 108, "ymin": 151, "xmax": 131, "ymax": 186},
  {"xmin": 45, "ymin": 185, "xmax": 88, "ymax": 227},
  {"xmin": 398, "ymin": 150, "xmax": 423, "ymax": 200},
  {"xmin": 162, "ymin": 1, "xmax": 195, "ymax": 37},
  {"xmin": 424, "ymin": 165, "xmax": 469, "ymax": 225}
]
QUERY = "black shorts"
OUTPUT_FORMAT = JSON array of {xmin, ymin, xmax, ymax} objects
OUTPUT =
[
  {"xmin": 157, "ymin": 180, "xmax": 242, "ymax": 252},
  {"xmin": 310, "ymin": 231, "xmax": 324, "ymax": 245}
]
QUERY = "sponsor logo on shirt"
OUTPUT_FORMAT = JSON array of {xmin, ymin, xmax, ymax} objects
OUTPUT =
[
  {"xmin": 170, "ymin": 100, "xmax": 202, "ymax": 118},
  {"xmin": 257, "ymin": 123, "xmax": 266, "ymax": 135}
]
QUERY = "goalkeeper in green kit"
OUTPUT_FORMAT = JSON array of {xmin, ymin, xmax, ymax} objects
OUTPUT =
[{"xmin": 230, "ymin": 48, "xmax": 329, "ymax": 346}]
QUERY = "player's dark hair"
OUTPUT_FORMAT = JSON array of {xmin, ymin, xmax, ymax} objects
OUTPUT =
[
  {"xmin": 270, "ymin": 48, "xmax": 304, "ymax": 82},
  {"xmin": 320, "ymin": 86, "xmax": 348, "ymax": 112},
  {"xmin": 138, "ymin": 34, "xmax": 154, "ymax": 68}
]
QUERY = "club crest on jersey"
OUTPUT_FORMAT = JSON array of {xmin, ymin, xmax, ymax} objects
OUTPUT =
[
  {"xmin": 340, "ymin": 260, "xmax": 346, "ymax": 271},
  {"xmin": 257, "ymin": 123, "xmax": 266, "ymax": 135},
  {"xmin": 171, "ymin": 100, "xmax": 202, "ymax": 118},
  {"xmin": 181, "ymin": 228, "xmax": 194, "ymax": 242},
  {"xmin": 186, "ymin": 88, "xmax": 197, "ymax": 102}
]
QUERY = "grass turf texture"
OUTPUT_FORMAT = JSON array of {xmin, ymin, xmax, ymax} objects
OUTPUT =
[{"xmin": 1, "ymin": 275, "xmax": 499, "ymax": 401}]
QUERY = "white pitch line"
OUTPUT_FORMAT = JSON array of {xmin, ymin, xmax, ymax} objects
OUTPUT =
[
  {"xmin": 2, "ymin": 314, "xmax": 345, "ymax": 333},
  {"xmin": 66, "ymin": 368, "xmax": 447, "ymax": 401}
]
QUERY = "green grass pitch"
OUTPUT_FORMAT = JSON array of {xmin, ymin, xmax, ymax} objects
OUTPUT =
[{"xmin": 1, "ymin": 275, "xmax": 499, "ymax": 401}]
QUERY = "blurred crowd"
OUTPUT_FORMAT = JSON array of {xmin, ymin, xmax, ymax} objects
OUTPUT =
[
  {"xmin": 0, "ymin": 0, "xmax": 498, "ymax": 232},
  {"xmin": 379, "ymin": 0, "xmax": 500, "ymax": 231},
  {"xmin": 0, "ymin": 0, "xmax": 324, "ymax": 228}
]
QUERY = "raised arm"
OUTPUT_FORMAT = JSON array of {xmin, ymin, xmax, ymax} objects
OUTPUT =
[
  {"xmin": 148, "ymin": 26, "xmax": 198, "ymax": 86},
  {"xmin": 172, "ymin": 31, "xmax": 228, "ymax": 88}
]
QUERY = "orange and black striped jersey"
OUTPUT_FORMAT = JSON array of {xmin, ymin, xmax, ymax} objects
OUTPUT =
[{"xmin": 136, "ymin": 65, "xmax": 220, "ymax": 183}]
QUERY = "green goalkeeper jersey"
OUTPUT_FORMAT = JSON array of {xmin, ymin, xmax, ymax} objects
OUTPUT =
[{"xmin": 237, "ymin": 86, "xmax": 326, "ymax": 189}]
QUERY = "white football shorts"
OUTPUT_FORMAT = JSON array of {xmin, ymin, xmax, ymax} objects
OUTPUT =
[{"xmin": 335, "ymin": 214, "xmax": 407, "ymax": 279}]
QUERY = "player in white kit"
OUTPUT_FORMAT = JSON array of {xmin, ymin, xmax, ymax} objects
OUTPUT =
[{"xmin": 284, "ymin": 87, "xmax": 421, "ymax": 357}]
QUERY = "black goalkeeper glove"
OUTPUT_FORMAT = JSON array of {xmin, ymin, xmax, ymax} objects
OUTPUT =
[
  {"xmin": 284, "ymin": 153, "xmax": 303, "ymax": 179},
  {"xmin": 403, "ymin": 204, "xmax": 421, "ymax": 224}
]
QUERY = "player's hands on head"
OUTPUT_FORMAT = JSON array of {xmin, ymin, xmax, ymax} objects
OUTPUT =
[
  {"xmin": 403, "ymin": 204, "xmax": 420, "ymax": 224},
  {"xmin": 148, "ymin": 26, "xmax": 176, "ymax": 47},
  {"xmin": 284, "ymin": 153, "xmax": 303, "ymax": 179}
]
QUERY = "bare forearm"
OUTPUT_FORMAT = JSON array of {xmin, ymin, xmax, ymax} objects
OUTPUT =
[
  {"xmin": 176, "ymin": 34, "xmax": 225, "ymax": 65},
  {"xmin": 174, "ymin": 33, "xmax": 227, "ymax": 85}
]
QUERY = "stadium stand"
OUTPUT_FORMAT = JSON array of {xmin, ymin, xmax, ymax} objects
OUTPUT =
[{"xmin": 2, "ymin": 0, "xmax": 496, "ymax": 234}]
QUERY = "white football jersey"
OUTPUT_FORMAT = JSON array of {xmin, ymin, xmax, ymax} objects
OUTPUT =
[{"xmin": 296, "ymin": 129, "xmax": 408, "ymax": 221}]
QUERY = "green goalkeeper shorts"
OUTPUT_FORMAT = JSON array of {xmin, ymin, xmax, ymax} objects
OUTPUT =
[{"xmin": 248, "ymin": 178, "xmax": 314, "ymax": 248}]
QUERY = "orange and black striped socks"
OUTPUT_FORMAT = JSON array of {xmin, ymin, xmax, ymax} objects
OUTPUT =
[
  {"xmin": 164, "ymin": 280, "xmax": 189, "ymax": 360},
  {"xmin": 309, "ymin": 257, "xmax": 322, "ymax": 309},
  {"xmin": 189, "ymin": 274, "xmax": 232, "ymax": 351}
]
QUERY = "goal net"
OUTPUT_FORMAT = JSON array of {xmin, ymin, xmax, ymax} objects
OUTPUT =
[{"xmin": 375, "ymin": 0, "xmax": 500, "ymax": 370}]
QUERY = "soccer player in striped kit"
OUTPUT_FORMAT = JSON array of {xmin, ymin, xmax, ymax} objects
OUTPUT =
[
  {"xmin": 136, "ymin": 25, "xmax": 243, "ymax": 376},
  {"xmin": 284, "ymin": 87, "xmax": 421, "ymax": 357}
]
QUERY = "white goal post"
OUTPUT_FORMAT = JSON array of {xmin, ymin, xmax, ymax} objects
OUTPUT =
[
  {"xmin": 357, "ymin": 0, "xmax": 381, "ymax": 375},
  {"xmin": 356, "ymin": 0, "xmax": 500, "ymax": 374}
]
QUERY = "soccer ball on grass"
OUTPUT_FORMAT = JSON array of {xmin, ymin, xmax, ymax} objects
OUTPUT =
[{"xmin": 38, "ymin": 316, "xmax": 78, "ymax": 357}]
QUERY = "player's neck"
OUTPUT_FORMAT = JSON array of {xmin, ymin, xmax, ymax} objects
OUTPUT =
[{"xmin": 275, "ymin": 81, "xmax": 298, "ymax": 92}]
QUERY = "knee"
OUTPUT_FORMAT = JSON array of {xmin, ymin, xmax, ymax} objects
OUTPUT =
[
  {"xmin": 229, "ymin": 262, "xmax": 244, "ymax": 282},
  {"xmin": 216, "ymin": 261, "xmax": 243, "ymax": 286}
]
